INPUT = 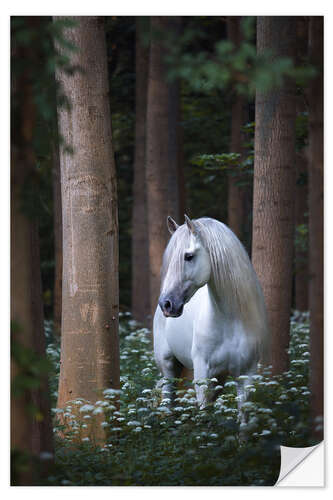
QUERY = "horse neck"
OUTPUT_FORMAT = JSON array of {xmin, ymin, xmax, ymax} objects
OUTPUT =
[
  {"xmin": 206, "ymin": 274, "xmax": 237, "ymax": 319},
  {"xmin": 206, "ymin": 276, "xmax": 227, "ymax": 316}
]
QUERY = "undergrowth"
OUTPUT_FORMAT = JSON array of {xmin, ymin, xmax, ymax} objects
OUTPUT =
[{"xmin": 44, "ymin": 311, "xmax": 319, "ymax": 486}]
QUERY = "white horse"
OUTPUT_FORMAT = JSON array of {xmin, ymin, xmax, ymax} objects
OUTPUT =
[{"xmin": 153, "ymin": 215, "xmax": 270, "ymax": 409}]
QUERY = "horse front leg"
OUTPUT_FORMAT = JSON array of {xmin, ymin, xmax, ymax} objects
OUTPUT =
[
  {"xmin": 156, "ymin": 355, "xmax": 183, "ymax": 407},
  {"xmin": 193, "ymin": 357, "xmax": 214, "ymax": 409}
]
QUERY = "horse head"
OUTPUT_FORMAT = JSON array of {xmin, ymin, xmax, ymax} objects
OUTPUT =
[{"xmin": 158, "ymin": 215, "xmax": 211, "ymax": 318}]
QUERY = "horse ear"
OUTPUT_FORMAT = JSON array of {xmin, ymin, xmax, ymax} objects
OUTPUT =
[
  {"xmin": 184, "ymin": 214, "xmax": 197, "ymax": 235},
  {"xmin": 167, "ymin": 216, "xmax": 179, "ymax": 234}
]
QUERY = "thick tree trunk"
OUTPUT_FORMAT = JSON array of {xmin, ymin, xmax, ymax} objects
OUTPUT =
[
  {"xmin": 146, "ymin": 16, "xmax": 182, "ymax": 319},
  {"xmin": 54, "ymin": 16, "xmax": 120, "ymax": 442},
  {"xmin": 11, "ymin": 18, "xmax": 54, "ymax": 484},
  {"xmin": 52, "ymin": 131, "xmax": 62, "ymax": 336},
  {"xmin": 308, "ymin": 16, "xmax": 323, "ymax": 441},
  {"xmin": 11, "ymin": 183, "xmax": 54, "ymax": 485},
  {"xmin": 11, "ymin": 170, "xmax": 40, "ymax": 485},
  {"xmin": 131, "ymin": 19, "xmax": 150, "ymax": 324},
  {"xmin": 252, "ymin": 17, "xmax": 296, "ymax": 373},
  {"xmin": 227, "ymin": 17, "xmax": 247, "ymax": 241}
]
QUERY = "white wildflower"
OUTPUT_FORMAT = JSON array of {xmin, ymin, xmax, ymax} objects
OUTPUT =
[
  {"xmin": 127, "ymin": 420, "xmax": 141, "ymax": 427},
  {"xmin": 160, "ymin": 398, "xmax": 171, "ymax": 405},
  {"xmin": 259, "ymin": 430, "xmax": 271, "ymax": 436},
  {"xmin": 93, "ymin": 407, "xmax": 104, "ymax": 415},
  {"xmin": 225, "ymin": 381, "xmax": 237, "ymax": 387},
  {"xmin": 79, "ymin": 404, "xmax": 94, "ymax": 413},
  {"xmin": 103, "ymin": 388, "xmax": 122, "ymax": 396},
  {"xmin": 142, "ymin": 389, "xmax": 152, "ymax": 394},
  {"xmin": 137, "ymin": 407, "xmax": 148, "ymax": 413}
]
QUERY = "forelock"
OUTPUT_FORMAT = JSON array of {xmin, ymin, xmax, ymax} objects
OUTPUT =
[{"xmin": 161, "ymin": 224, "xmax": 191, "ymax": 283}]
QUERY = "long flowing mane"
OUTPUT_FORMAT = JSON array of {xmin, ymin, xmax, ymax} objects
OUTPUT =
[{"xmin": 162, "ymin": 217, "xmax": 270, "ymax": 359}]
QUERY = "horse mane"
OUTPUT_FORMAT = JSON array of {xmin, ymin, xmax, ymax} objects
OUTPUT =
[{"xmin": 162, "ymin": 217, "xmax": 270, "ymax": 359}]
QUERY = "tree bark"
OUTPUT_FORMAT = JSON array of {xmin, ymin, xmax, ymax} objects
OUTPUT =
[
  {"xmin": 30, "ymin": 222, "xmax": 54, "ymax": 477},
  {"xmin": 308, "ymin": 16, "xmax": 323, "ymax": 441},
  {"xmin": 294, "ymin": 148, "xmax": 309, "ymax": 311},
  {"xmin": 131, "ymin": 19, "xmax": 151, "ymax": 324},
  {"xmin": 227, "ymin": 17, "xmax": 248, "ymax": 241},
  {"xmin": 252, "ymin": 17, "xmax": 296, "ymax": 373},
  {"xmin": 146, "ymin": 16, "xmax": 182, "ymax": 320},
  {"xmin": 52, "ymin": 129, "xmax": 63, "ymax": 336},
  {"xmin": 11, "ymin": 17, "xmax": 54, "ymax": 484},
  {"xmin": 294, "ymin": 18, "xmax": 309, "ymax": 311},
  {"xmin": 54, "ymin": 16, "xmax": 120, "ymax": 442}
]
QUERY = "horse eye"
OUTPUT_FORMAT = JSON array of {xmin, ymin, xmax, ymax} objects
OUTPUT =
[{"xmin": 184, "ymin": 253, "xmax": 194, "ymax": 262}]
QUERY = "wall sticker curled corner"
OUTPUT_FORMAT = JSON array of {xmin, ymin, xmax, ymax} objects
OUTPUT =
[{"xmin": 276, "ymin": 442, "xmax": 324, "ymax": 487}]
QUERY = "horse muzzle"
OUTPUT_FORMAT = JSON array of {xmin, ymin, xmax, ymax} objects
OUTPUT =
[{"xmin": 158, "ymin": 296, "xmax": 184, "ymax": 318}]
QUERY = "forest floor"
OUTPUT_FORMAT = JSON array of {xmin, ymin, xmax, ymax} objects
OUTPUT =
[{"xmin": 44, "ymin": 311, "xmax": 320, "ymax": 486}]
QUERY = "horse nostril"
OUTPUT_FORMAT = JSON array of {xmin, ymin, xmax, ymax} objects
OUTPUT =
[{"xmin": 164, "ymin": 300, "xmax": 172, "ymax": 312}]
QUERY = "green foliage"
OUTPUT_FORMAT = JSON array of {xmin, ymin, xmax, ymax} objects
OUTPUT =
[
  {"xmin": 11, "ymin": 449, "xmax": 32, "ymax": 486},
  {"xmin": 11, "ymin": 322, "xmax": 53, "ymax": 399},
  {"xmin": 162, "ymin": 17, "xmax": 315, "ymax": 96},
  {"xmin": 192, "ymin": 152, "xmax": 241, "ymax": 171},
  {"xmin": 187, "ymin": 120, "xmax": 255, "ymax": 253},
  {"xmin": 11, "ymin": 340, "xmax": 52, "ymax": 398},
  {"xmin": 46, "ymin": 312, "xmax": 315, "ymax": 486},
  {"xmin": 191, "ymin": 150, "xmax": 254, "ymax": 186},
  {"xmin": 11, "ymin": 320, "xmax": 53, "ymax": 426}
]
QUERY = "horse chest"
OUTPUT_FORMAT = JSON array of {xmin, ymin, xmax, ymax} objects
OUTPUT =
[{"xmin": 192, "ymin": 317, "xmax": 256, "ymax": 376}]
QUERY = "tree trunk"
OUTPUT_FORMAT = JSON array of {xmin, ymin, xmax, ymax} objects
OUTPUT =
[
  {"xmin": 146, "ymin": 16, "xmax": 182, "ymax": 320},
  {"xmin": 52, "ymin": 130, "xmax": 63, "ymax": 336},
  {"xmin": 308, "ymin": 16, "xmax": 323, "ymax": 441},
  {"xmin": 294, "ymin": 148, "xmax": 309, "ymax": 311},
  {"xmin": 227, "ymin": 16, "xmax": 248, "ymax": 241},
  {"xmin": 294, "ymin": 18, "xmax": 309, "ymax": 312},
  {"xmin": 177, "ymin": 107, "xmax": 186, "ymax": 219},
  {"xmin": 30, "ymin": 222, "xmax": 54, "ymax": 478},
  {"xmin": 11, "ymin": 17, "xmax": 53, "ymax": 484},
  {"xmin": 54, "ymin": 16, "xmax": 120, "ymax": 443},
  {"xmin": 131, "ymin": 19, "xmax": 150, "ymax": 324},
  {"xmin": 252, "ymin": 17, "xmax": 296, "ymax": 373}
]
